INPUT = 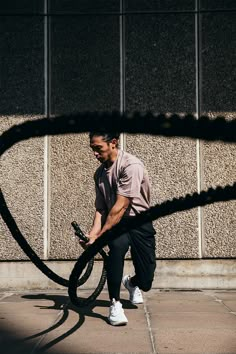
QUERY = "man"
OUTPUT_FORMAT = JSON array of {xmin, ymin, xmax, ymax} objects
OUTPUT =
[{"xmin": 84, "ymin": 132, "xmax": 156, "ymax": 326}]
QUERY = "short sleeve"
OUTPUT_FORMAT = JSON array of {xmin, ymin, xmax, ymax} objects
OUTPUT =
[{"xmin": 117, "ymin": 163, "xmax": 144, "ymax": 198}]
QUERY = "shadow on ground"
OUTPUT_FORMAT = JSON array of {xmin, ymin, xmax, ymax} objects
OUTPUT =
[{"xmin": 14, "ymin": 293, "xmax": 136, "ymax": 353}]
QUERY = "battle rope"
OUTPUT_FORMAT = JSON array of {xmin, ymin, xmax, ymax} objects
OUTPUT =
[
  {"xmin": 1, "ymin": 112, "xmax": 236, "ymax": 156},
  {"xmin": 1, "ymin": 183, "xmax": 235, "ymax": 306},
  {"xmin": 1, "ymin": 111, "xmax": 235, "ymax": 306},
  {"xmin": 68, "ymin": 182, "xmax": 236, "ymax": 307},
  {"xmin": 0, "ymin": 189, "xmax": 94, "ymax": 288},
  {"xmin": 71, "ymin": 221, "xmax": 108, "ymax": 306},
  {"xmin": 0, "ymin": 190, "xmax": 108, "ymax": 306}
]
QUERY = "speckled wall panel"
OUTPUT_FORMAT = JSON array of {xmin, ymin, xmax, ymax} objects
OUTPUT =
[
  {"xmin": 48, "ymin": 134, "xmax": 102, "ymax": 259},
  {"xmin": 201, "ymin": 134, "xmax": 236, "ymax": 257},
  {"xmin": 49, "ymin": 15, "xmax": 120, "ymax": 259},
  {"xmin": 1, "ymin": 117, "xmax": 44, "ymax": 260},
  {"xmin": 201, "ymin": 119, "xmax": 236, "ymax": 258},
  {"xmin": 0, "ymin": 16, "xmax": 44, "ymax": 115},
  {"xmin": 200, "ymin": 13, "xmax": 236, "ymax": 258},
  {"xmin": 125, "ymin": 14, "xmax": 199, "ymax": 258},
  {"xmin": 126, "ymin": 135, "xmax": 199, "ymax": 258}
]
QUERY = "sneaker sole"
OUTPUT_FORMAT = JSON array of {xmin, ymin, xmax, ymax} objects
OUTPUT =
[
  {"xmin": 109, "ymin": 320, "xmax": 128, "ymax": 326},
  {"xmin": 131, "ymin": 300, "xmax": 144, "ymax": 305}
]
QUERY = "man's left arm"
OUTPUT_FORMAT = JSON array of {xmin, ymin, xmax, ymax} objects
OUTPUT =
[{"xmin": 97, "ymin": 163, "xmax": 144, "ymax": 238}]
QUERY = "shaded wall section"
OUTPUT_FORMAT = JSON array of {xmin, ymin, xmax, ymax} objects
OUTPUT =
[
  {"xmin": 125, "ymin": 12, "xmax": 199, "ymax": 258},
  {"xmin": 49, "ymin": 14, "xmax": 120, "ymax": 259},
  {"xmin": 0, "ymin": 13, "xmax": 45, "ymax": 260},
  {"xmin": 200, "ymin": 11, "xmax": 236, "ymax": 257}
]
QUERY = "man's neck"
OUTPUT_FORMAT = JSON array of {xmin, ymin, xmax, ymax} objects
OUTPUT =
[{"xmin": 104, "ymin": 149, "xmax": 119, "ymax": 168}]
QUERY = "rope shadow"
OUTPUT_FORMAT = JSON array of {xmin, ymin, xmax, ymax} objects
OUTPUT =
[{"xmin": 20, "ymin": 293, "xmax": 135, "ymax": 352}]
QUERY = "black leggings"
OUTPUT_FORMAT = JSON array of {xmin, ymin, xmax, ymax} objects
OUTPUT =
[{"xmin": 106, "ymin": 221, "xmax": 156, "ymax": 301}]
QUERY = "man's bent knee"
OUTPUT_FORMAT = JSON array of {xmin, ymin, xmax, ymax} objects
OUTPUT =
[{"xmin": 139, "ymin": 281, "xmax": 153, "ymax": 292}]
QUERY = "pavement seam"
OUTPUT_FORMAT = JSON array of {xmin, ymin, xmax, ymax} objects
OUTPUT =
[
  {"xmin": 206, "ymin": 291, "xmax": 236, "ymax": 317},
  {"xmin": 143, "ymin": 298, "xmax": 157, "ymax": 354},
  {"xmin": 29, "ymin": 300, "xmax": 70, "ymax": 354}
]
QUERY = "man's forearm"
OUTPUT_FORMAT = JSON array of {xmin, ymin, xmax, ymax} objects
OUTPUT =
[
  {"xmin": 85, "ymin": 195, "xmax": 130, "ymax": 246},
  {"xmin": 97, "ymin": 205, "xmax": 126, "ymax": 238},
  {"xmin": 89, "ymin": 210, "xmax": 103, "ymax": 236}
]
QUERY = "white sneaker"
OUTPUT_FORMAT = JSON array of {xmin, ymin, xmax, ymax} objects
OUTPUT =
[
  {"xmin": 122, "ymin": 275, "xmax": 144, "ymax": 304},
  {"xmin": 108, "ymin": 299, "xmax": 128, "ymax": 326}
]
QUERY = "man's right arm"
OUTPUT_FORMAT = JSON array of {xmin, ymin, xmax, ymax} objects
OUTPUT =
[{"xmin": 87, "ymin": 170, "xmax": 107, "ymax": 243}]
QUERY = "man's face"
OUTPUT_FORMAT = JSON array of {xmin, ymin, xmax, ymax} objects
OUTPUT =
[{"xmin": 90, "ymin": 136, "xmax": 117, "ymax": 163}]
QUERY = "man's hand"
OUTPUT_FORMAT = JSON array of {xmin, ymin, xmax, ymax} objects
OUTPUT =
[
  {"xmin": 86, "ymin": 234, "xmax": 97, "ymax": 246},
  {"xmin": 79, "ymin": 233, "xmax": 97, "ymax": 249}
]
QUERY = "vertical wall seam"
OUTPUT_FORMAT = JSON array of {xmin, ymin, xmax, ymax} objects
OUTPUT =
[
  {"xmin": 43, "ymin": 0, "xmax": 48, "ymax": 259},
  {"xmin": 43, "ymin": 0, "xmax": 51, "ymax": 259},
  {"xmin": 195, "ymin": 0, "xmax": 204, "ymax": 259},
  {"xmin": 119, "ymin": 0, "xmax": 126, "ymax": 151}
]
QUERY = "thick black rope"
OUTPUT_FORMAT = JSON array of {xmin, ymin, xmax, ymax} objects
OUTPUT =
[
  {"xmin": 1, "ymin": 111, "xmax": 235, "ymax": 306},
  {"xmin": 1, "ymin": 112, "xmax": 236, "ymax": 156},
  {"xmin": 0, "ymin": 190, "xmax": 108, "ymax": 306},
  {"xmin": 1, "ymin": 182, "xmax": 235, "ymax": 306},
  {"xmin": 0, "ymin": 189, "xmax": 94, "ymax": 288},
  {"xmin": 71, "ymin": 221, "xmax": 108, "ymax": 306},
  {"xmin": 68, "ymin": 182, "xmax": 236, "ymax": 307}
]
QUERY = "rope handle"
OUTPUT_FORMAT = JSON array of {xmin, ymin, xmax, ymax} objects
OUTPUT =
[{"xmin": 71, "ymin": 221, "xmax": 89, "ymax": 243}]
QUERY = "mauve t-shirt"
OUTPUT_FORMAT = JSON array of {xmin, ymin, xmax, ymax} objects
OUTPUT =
[{"xmin": 94, "ymin": 150, "xmax": 151, "ymax": 217}]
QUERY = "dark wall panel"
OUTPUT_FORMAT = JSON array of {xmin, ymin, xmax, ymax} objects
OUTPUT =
[
  {"xmin": 51, "ymin": 16, "xmax": 120, "ymax": 114},
  {"xmin": 0, "ymin": 17, "xmax": 44, "ymax": 115},
  {"xmin": 201, "ymin": 13, "xmax": 236, "ymax": 112},
  {"xmin": 200, "ymin": 0, "xmax": 236, "ymax": 10},
  {"xmin": 0, "ymin": 1, "xmax": 43, "ymax": 14},
  {"xmin": 50, "ymin": 0, "xmax": 119, "ymax": 13},
  {"xmin": 125, "ymin": 0, "xmax": 195, "ymax": 12},
  {"xmin": 125, "ymin": 14, "xmax": 196, "ymax": 113}
]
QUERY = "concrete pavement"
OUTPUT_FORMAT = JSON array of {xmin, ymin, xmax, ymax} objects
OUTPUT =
[{"xmin": 0, "ymin": 289, "xmax": 236, "ymax": 354}]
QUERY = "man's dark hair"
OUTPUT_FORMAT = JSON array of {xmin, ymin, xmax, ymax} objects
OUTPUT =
[{"xmin": 89, "ymin": 132, "xmax": 120, "ymax": 143}]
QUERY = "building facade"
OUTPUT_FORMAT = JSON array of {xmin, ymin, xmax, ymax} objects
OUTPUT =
[{"xmin": 1, "ymin": 1, "xmax": 236, "ymax": 289}]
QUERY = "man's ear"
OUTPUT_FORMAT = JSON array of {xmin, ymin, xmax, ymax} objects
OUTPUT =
[{"xmin": 111, "ymin": 138, "xmax": 118, "ymax": 147}]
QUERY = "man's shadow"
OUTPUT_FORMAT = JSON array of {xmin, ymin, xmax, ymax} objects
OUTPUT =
[{"xmin": 21, "ymin": 293, "xmax": 136, "ymax": 352}]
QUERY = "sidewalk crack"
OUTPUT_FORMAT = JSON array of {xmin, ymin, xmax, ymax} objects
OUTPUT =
[
  {"xmin": 29, "ymin": 300, "xmax": 70, "ymax": 354},
  {"xmin": 0, "ymin": 292, "xmax": 14, "ymax": 301},
  {"xmin": 144, "ymin": 299, "xmax": 158, "ymax": 354},
  {"xmin": 207, "ymin": 292, "xmax": 236, "ymax": 316}
]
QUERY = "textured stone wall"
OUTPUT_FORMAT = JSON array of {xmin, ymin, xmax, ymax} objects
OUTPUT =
[{"xmin": 0, "ymin": 1, "xmax": 235, "ymax": 262}]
